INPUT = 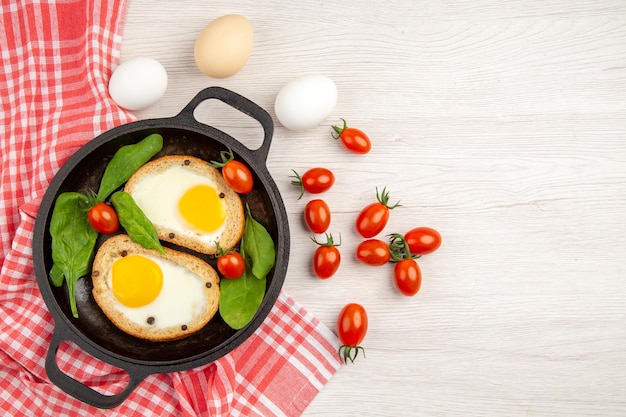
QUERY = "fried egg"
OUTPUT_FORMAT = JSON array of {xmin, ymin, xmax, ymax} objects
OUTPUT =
[
  {"xmin": 108, "ymin": 254, "xmax": 206, "ymax": 328},
  {"xmin": 131, "ymin": 165, "xmax": 225, "ymax": 239},
  {"xmin": 124, "ymin": 155, "xmax": 245, "ymax": 255},
  {"xmin": 92, "ymin": 234, "xmax": 220, "ymax": 341}
]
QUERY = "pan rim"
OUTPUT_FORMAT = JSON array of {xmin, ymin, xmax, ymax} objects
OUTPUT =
[{"xmin": 33, "ymin": 116, "xmax": 289, "ymax": 371}]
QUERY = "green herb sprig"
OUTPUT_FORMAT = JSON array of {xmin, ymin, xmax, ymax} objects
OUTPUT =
[{"xmin": 219, "ymin": 205, "xmax": 276, "ymax": 330}]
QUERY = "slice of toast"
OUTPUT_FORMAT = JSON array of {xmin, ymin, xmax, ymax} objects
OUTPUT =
[
  {"xmin": 91, "ymin": 234, "xmax": 220, "ymax": 341},
  {"xmin": 124, "ymin": 155, "xmax": 245, "ymax": 255}
]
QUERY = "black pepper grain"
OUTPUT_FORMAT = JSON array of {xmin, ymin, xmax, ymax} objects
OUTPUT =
[
  {"xmin": 205, "ymin": 282, "xmax": 212, "ymax": 288},
  {"xmin": 181, "ymin": 325, "xmax": 188, "ymax": 331},
  {"xmin": 184, "ymin": 159, "xmax": 190, "ymax": 166},
  {"xmin": 147, "ymin": 317, "xmax": 155, "ymax": 325},
  {"xmin": 169, "ymin": 232, "xmax": 175, "ymax": 239},
  {"xmin": 120, "ymin": 250, "xmax": 128, "ymax": 257},
  {"xmin": 219, "ymin": 192, "xmax": 225, "ymax": 199}
]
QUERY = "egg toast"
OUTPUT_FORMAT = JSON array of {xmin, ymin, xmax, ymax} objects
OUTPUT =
[
  {"xmin": 124, "ymin": 155, "xmax": 245, "ymax": 255},
  {"xmin": 91, "ymin": 234, "xmax": 220, "ymax": 341}
]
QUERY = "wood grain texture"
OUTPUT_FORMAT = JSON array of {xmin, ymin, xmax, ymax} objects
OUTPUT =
[{"xmin": 121, "ymin": 1, "xmax": 626, "ymax": 415}]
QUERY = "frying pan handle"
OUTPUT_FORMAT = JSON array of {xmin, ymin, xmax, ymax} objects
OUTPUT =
[
  {"xmin": 176, "ymin": 86, "xmax": 275, "ymax": 161},
  {"xmin": 45, "ymin": 327, "xmax": 149, "ymax": 409}
]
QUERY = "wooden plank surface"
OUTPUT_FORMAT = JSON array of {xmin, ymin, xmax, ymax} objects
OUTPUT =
[{"xmin": 120, "ymin": 1, "xmax": 626, "ymax": 415}]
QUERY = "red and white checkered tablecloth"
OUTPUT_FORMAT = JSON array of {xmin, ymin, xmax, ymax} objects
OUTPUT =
[{"xmin": 0, "ymin": 0, "xmax": 342, "ymax": 415}]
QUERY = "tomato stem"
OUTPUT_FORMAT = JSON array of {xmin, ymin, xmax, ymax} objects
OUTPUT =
[
  {"xmin": 377, "ymin": 186, "xmax": 401, "ymax": 210},
  {"xmin": 311, "ymin": 232, "xmax": 341, "ymax": 247},
  {"xmin": 338, "ymin": 344, "xmax": 365, "ymax": 364},
  {"xmin": 388, "ymin": 233, "xmax": 420, "ymax": 262},
  {"xmin": 209, "ymin": 147, "xmax": 235, "ymax": 168},
  {"xmin": 289, "ymin": 169, "xmax": 306, "ymax": 200},
  {"xmin": 86, "ymin": 190, "xmax": 100, "ymax": 206},
  {"xmin": 331, "ymin": 118, "xmax": 348, "ymax": 139},
  {"xmin": 214, "ymin": 239, "xmax": 235, "ymax": 257}
]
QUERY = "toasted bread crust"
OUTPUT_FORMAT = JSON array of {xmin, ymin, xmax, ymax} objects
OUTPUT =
[
  {"xmin": 124, "ymin": 155, "xmax": 245, "ymax": 255},
  {"xmin": 91, "ymin": 234, "xmax": 220, "ymax": 341}
]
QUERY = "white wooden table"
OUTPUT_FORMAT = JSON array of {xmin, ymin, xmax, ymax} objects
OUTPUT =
[{"xmin": 121, "ymin": 1, "xmax": 626, "ymax": 415}]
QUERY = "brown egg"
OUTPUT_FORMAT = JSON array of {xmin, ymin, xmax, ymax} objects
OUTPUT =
[{"xmin": 193, "ymin": 14, "xmax": 254, "ymax": 79}]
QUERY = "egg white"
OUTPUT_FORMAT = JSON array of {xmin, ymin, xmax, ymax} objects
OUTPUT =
[
  {"xmin": 106, "ymin": 255, "xmax": 207, "ymax": 329},
  {"xmin": 130, "ymin": 165, "xmax": 227, "ymax": 244}
]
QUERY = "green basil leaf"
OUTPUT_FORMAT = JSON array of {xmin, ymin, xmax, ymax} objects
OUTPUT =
[
  {"xmin": 219, "ymin": 206, "xmax": 276, "ymax": 329},
  {"xmin": 96, "ymin": 133, "xmax": 163, "ymax": 201},
  {"xmin": 111, "ymin": 191, "xmax": 166, "ymax": 254},
  {"xmin": 242, "ymin": 206, "xmax": 276, "ymax": 279},
  {"xmin": 219, "ymin": 269, "xmax": 266, "ymax": 330},
  {"xmin": 49, "ymin": 192, "xmax": 98, "ymax": 318},
  {"xmin": 49, "ymin": 264, "xmax": 64, "ymax": 287}
]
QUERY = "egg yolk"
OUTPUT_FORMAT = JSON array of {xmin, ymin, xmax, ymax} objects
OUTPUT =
[
  {"xmin": 112, "ymin": 255, "xmax": 163, "ymax": 308},
  {"xmin": 178, "ymin": 185, "xmax": 225, "ymax": 232}
]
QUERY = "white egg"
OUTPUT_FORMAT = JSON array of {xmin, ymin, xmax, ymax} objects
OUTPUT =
[
  {"xmin": 108, "ymin": 57, "xmax": 168, "ymax": 111},
  {"xmin": 107, "ymin": 254, "xmax": 207, "ymax": 329},
  {"xmin": 274, "ymin": 74, "xmax": 338, "ymax": 131},
  {"xmin": 129, "ymin": 165, "xmax": 227, "ymax": 246}
]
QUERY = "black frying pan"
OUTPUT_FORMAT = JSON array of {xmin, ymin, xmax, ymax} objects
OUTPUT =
[{"xmin": 32, "ymin": 87, "xmax": 290, "ymax": 408}]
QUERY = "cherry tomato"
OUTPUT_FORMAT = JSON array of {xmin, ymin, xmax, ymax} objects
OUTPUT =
[
  {"xmin": 337, "ymin": 303, "xmax": 368, "ymax": 364},
  {"xmin": 394, "ymin": 259, "xmax": 422, "ymax": 296},
  {"xmin": 356, "ymin": 239, "xmax": 390, "ymax": 266},
  {"xmin": 217, "ymin": 252, "xmax": 245, "ymax": 279},
  {"xmin": 311, "ymin": 233, "xmax": 341, "ymax": 279},
  {"xmin": 87, "ymin": 202, "xmax": 119, "ymax": 234},
  {"xmin": 304, "ymin": 199, "xmax": 331, "ymax": 234},
  {"xmin": 290, "ymin": 167, "xmax": 335, "ymax": 199},
  {"xmin": 222, "ymin": 160, "xmax": 253, "ymax": 194},
  {"xmin": 210, "ymin": 148, "xmax": 254, "ymax": 194},
  {"xmin": 355, "ymin": 187, "xmax": 400, "ymax": 238},
  {"xmin": 405, "ymin": 227, "xmax": 442, "ymax": 255},
  {"xmin": 331, "ymin": 119, "xmax": 371, "ymax": 154}
]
